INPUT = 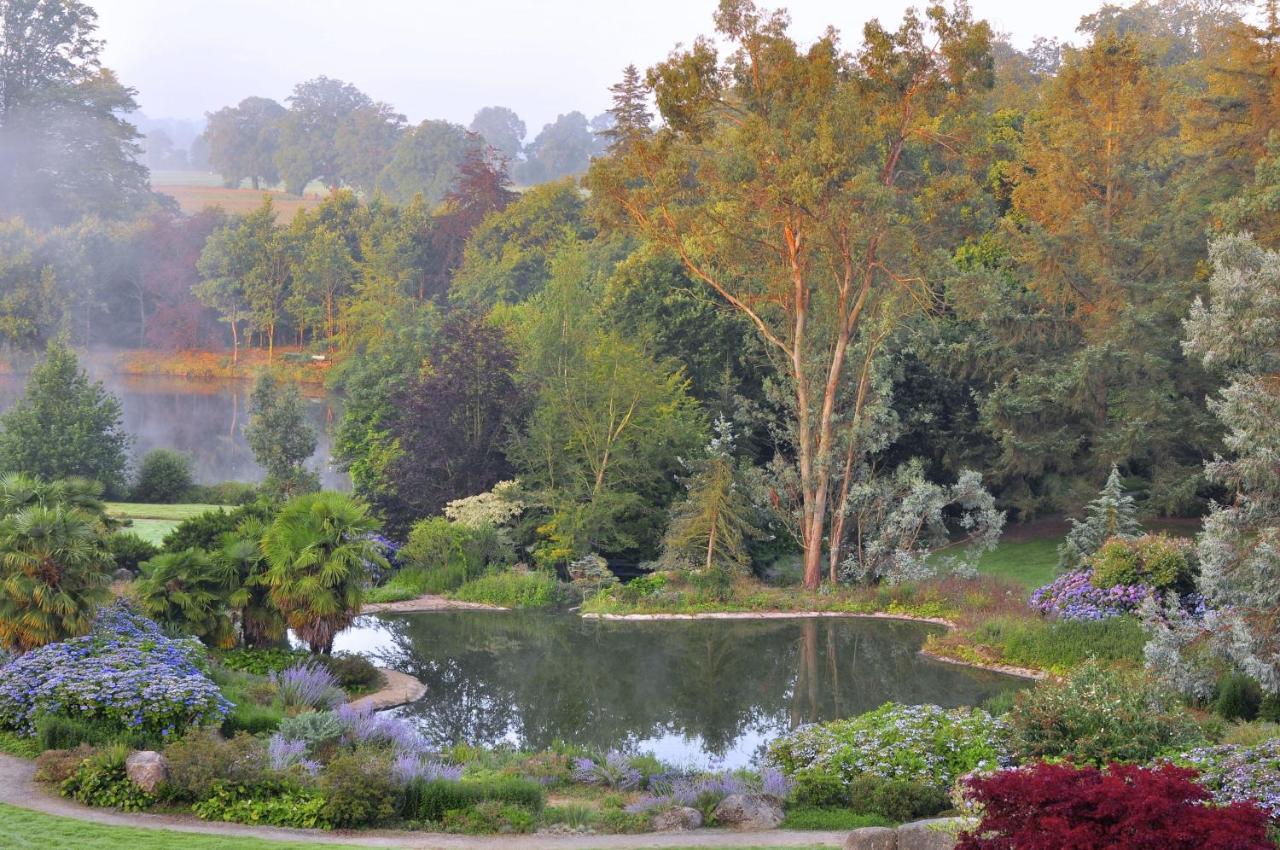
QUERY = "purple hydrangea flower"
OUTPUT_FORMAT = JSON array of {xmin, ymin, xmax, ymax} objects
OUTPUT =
[{"xmin": 1030, "ymin": 570, "xmax": 1151, "ymax": 620}]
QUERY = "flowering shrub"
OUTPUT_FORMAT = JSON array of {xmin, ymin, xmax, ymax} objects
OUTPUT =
[
  {"xmin": 572, "ymin": 751, "xmax": 642, "ymax": 790},
  {"xmin": 768, "ymin": 703, "xmax": 1010, "ymax": 794},
  {"xmin": 0, "ymin": 603, "xmax": 229, "ymax": 739},
  {"xmin": 1089, "ymin": 534, "xmax": 1194, "ymax": 592},
  {"xmin": 1008, "ymin": 660, "xmax": 1206, "ymax": 765},
  {"xmin": 1029, "ymin": 570, "xmax": 1149, "ymax": 620},
  {"xmin": 626, "ymin": 768, "xmax": 794, "ymax": 820},
  {"xmin": 267, "ymin": 734, "xmax": 319, "ymax": 775},
  {"xmin": 1177, "ymin": 740, "xmax": 1280, "ymax": 818},
  {"xmin": 271, "ymin": 662, "xmax": 344, "ymax": 710},
  {"xmin": 955, "ymin": 762, "xmax": 1273, "ymax": 850},
  {"xmin": 392, "ymin": 753, "xmax": 463, "ymax": 785}
]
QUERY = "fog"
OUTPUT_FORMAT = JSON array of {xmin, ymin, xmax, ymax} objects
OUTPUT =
[{"xmin": 91, "ymin": 0, "xmax": 1095, "ymax": 136}]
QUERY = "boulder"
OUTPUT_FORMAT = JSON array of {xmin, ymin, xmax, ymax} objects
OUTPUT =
[
  {"xmin": 896, "ymin": 817, "xmax": 976, "ymax": 850},
  {"xmin": 124, "ymin": 750, "xmax": 167, "ymax": 794},
  {"xmin": 711, "ymin": 794, "xmax": 784, "ymax": 830},
  {"xmin": 845, "ymin": 826, "xmax": 898, "ymax": 850},
  {"xmin": 112, "ymin": 568, "xmax": 134, "ymax": 582},
  {"xmin": 652, "ymin": 806, "xmax": 703, "ymax": 831}
]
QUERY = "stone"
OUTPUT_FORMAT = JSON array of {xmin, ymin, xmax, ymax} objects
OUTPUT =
[
  {"xmin": 896, "ymin": 817, "xmax": 977, "ymax": 850},
  {"xmin": 124, "ymin": 750, "xmax": 167, "ymax": 794},
  {"xmin": 112, "ymin": 568, "xmax": 134, "ymax": 582},
  {"xmin": 652, "ymin": 806, "xmax": 703, "ymax": 832},
  {"xmin": 845, "ymin": 826, "xmax": 898, "ymax": 850},
  {"xmin": 711, "ymin": 794, "xmax": 784, "ymax": 830}
]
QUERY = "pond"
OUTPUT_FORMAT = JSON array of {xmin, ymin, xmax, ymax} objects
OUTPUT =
[
  {"xmin": 0, "ymin": 371, "xmax": 349, "ymax": 490},
  {"xmin": 332, "ymin": 610, "xmax": 1026, "ymax": 768}
]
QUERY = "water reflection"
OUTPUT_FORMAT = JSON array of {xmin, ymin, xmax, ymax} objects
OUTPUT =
[
  {"xmin": 0, "ymin": 372, "xmax": 348, "ymax": 490},
  {"xmin": 333, "ymin": 611, "xmax": 1025, "ymax": 768}
]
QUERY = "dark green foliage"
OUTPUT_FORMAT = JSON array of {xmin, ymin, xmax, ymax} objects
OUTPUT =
[
  {"xmin": 318, "ymin": 751, "xmax": 397, "ymax": 827},
  {"xmin": 162, "ymin": 730, "xmax": 266, "ymax": 803},
  {"xmin": 130, "ymin": 450, "xmax": 194, "ymax": 503},
  {"xmin": 1260, "ymin": 694, "xmax": 1280, "ymax": 723},
  {"xmin": 441, "ymin": 800, "xmax": 538, "ymax": 834},
  {"xmin": 781, "ymin": 808, "xmax": 894, "ymax": 830},
  {"xmin": 215, "ymin": 647, "xmax": 308, "ymax": 676},
  {"xmin": 35, "ymin": 715, "xmax": 147, "ymax": 752},
  {"xmin": 191, "ymin": 780, "xmax": 329, "ymax": 829},
  {"xmin": 60, "ymin": 745, "xmax": 155, "ymax": 812},
  {"xmin": 105, "ymin": 532, "xmax": 158, "ymax": 574},
  {"xmin": 135, "ymin": 549, "xmax": 237, "ymax": 647},
  {"xmin": 245, "ymin": 374, "xmax": 318, "ymax": 498},
  {"xmin": 0, "ymin": 342, "xmax": 131, "ymax": 494},
  {"xmin": 161, "ymin": 502, "xmax": 274, "ymax": 554},
  {"xmin": 219, "ymin": 702, "xmax": 282, "ymax": 737},
  {"xmin": 1215, "ymin": 673, "xmax": 1263, "ymax": 722},
  {"xmin": 317, "ymin": 653, "xmax": 382, "ymax": 692},
  {"xmin": 184, "ymin": 482, "xmax": 261, "ymax": 506},
  {"xmin": 845, "ymin": 777, "xmax": 951, "ymax": 822},
  {"xmin": 403, "ymin": 778, "xmax": 546, "ymax": 822}
]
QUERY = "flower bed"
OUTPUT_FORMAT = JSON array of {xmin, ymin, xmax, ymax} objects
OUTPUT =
[
  {"xmin": 0, "ymin": 603, "xmax": 229, "ymax": 740},
  {"xmin": 1177, "ymin": 739, "xmax": 1280, "ymax": 818},
  {"xmin": 1029, "ymin": 570, "xmax": 1150, "ymax": 620}
]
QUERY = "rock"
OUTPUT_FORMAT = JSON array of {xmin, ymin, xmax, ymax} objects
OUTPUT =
[
  {"xmin": 112, "ymin": 568, "xmax": 134, "ymax": 582},
  {"xmin": 652, "ymin": 806, "xmax": 703, "ymax": 832},
  {"xmin": 845, "ymin": 826, "xmax": 898, "ymax": 850},
  {"xmin": 124, "ymin": 750, "xmax": 167, "ymax": 793},
  {"xmin": 896, "ymin": 817, "xmax": 976, "ymax": 850},
  {"xmin": 711, "ymin": 794, "xmax": 784, "ymax": 830}
]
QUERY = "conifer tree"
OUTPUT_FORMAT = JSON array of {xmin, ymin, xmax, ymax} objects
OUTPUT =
[
  {"xmin": 601, "ymin": 64, "xmax": 652, "ymax": 150},
  {"xmin": 1059, "ymin": 466, "xmax": 1142, "ymax": 570}
]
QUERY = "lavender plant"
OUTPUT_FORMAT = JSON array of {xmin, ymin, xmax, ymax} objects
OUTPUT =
[
  {"xmin": 271, "ymin": 662, "xmax": 345, "ymax": 710},
  {"xmin": 572, "ymin": 750, "xmax": 642, "ymax": 790}
]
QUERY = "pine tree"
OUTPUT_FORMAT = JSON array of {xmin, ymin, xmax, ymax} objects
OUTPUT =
[
  {"xmin": 601, "ymin": 65, "xmax": 652, "ymax": 150},
  {"xmin": 1059, "ymin": 466, "xmax": 1143, "ymax": 570}
]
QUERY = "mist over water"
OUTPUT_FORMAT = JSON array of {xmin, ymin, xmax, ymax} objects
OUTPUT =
[{"xmin": 0, "ymin": 368, "xmax": 349, "ymax": 491}]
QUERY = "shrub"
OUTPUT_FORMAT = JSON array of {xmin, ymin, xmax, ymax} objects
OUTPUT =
[
  {"xmin": 105, "ymin": 532, "xmax": 159, "ymax": 574},
  {"xmin": 846, "ymin": 776, "xmax": 952, "ymax": 822},
  {"xmin": 317, "ymin": 653, "xmax": 383, "ymax": 692},
  {"xmin": 215, "ymin": 647, "xmax": 308, "ymax": 676},
  {"xmin": 276, "ymin": 710, "xmax": 345, "ymax": 750},
  {"xmin": 162, "ymin": 730, "xmax": 265, "ymax": 802},
  {"xmin": 134, "ymin": 549, "xmax": 237, "ymax": 647},
  {"xmin": 441, "ymin": 800, "xmax": 537, "ymax": 834},
  {"xmin": 594, "ymin": 808, "xmax": 651, "ymax": 833},
  {"xmin": 220, "ymin": 701, "xmax": 283, "ymax": 737},
  {"xmin": 397, "ymin": 517, "xmax": 498, "ymax": 593},
  {"xmin": 571, "ymin": 751, "xmax": 642, "ymax": 790},
  {"xmin": 1089, "ymin": 533, "xmax": 1194, "ymax": 592},
  {"xmin": 0, "ymin": 730, "xmax": 39, "ymax": 758},
  {"xmin": 192, "ymin": 780, "xmax": 330, "ymax": 829},
  {"xmin": 185, "ymin": 481, "xmax": 261, "ymax": 505},
  {"xmin": 781, "ymin": 808, "xmax": 893, "ymax": 830},
  {"xmin": 955, "ymin": 762, "xmax": 1273, "ymax": 850},
  {"xmin": 0, "ymin": 603, "xmax": 229, "ymax": 739},
  {"xmin": 1260, "ymin": 694, "xmax": 1280, "ymax": 723},
  {"xmin": 162, "ymin": 502, "xmax": 273, "ymax": 553},
  {"xmin": 35, "ymin": 713, "xmax": 152, "ymax": 751},
  {"xmin": 60, "ymin": 744, "xmax": 156, "ymax": 812},
  {"xmin": 408, "ymin": 778, "xmax": 545, "ymax": 822},
  {"xmin": 1008, "ymin": 660, "xmax": 1207, "ymax": 765},
  {"xmin": 1029, "ymin": 570, "xmax": 1149, "ymax": 620},
  {"xmin": 1177, "ymin": 739, "xmax": 1280, "ymax": 818},
  {"xmin": 34, "ymin": 744, "xmax": 95, "ymax": 783},
  {"xmin": 319, "ymin": 750, "xmax": 397, "ymax": 827},
  {"xmin": 131, "ymin": 449, "xmax": 193, "ymax": 503},
  {"xmin": 768, "ymin": 703, "xmax": 1010, "ymax": 794},
  {"xmin": 271, "ymin": 662, "xmax": 345, "ymax": 711},
  {"xmin": 453, "ymin": 571, "xmax": 565, "ymax": 608},
  {"xmin": 1216, "ymin": 673, "xmax": 1263, "ymax": 722}
]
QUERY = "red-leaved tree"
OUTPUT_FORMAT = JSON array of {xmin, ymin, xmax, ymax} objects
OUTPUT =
[{"xmin": 957, "ymin": 762, "xmax": 1272, "ymax": 850}]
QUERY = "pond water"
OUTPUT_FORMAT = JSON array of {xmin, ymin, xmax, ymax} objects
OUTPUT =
[
  {"xmin": 333, "ymin": 611, "xmax": 1026, "ymax": 768},
  {"xmin": 0, "ymin": 371, "xmax": 349, "ymax": 490}
]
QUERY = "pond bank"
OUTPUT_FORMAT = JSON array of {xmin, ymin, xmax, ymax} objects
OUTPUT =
[{"xmin": 360, "ymin": 595, "xmax": 506, "ymax": 614}]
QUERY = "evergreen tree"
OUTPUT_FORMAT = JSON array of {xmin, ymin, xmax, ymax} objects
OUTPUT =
[
  {"xmin": 245, "ymin": 373, "xmax": 318, "ymax": 498},
  {"xmin": 0, "ymin": 342, "xmax": 131, "ymax": 495},
  {"xmin": 601, "ymin": 64, "xmax": 652, "ymax": 150},
  {"xmin": 1059, "ymin": 466, "xmax": 1143, "ymax": 570}
]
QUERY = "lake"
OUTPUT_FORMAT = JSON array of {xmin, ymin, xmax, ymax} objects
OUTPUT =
[
  {"xmin": 332, "ymin": 610, "xmax": 1026, "ymax": 768},
  {"xmin": 0, "ymin": 371, "xmax": 349, "ymax": 490}
]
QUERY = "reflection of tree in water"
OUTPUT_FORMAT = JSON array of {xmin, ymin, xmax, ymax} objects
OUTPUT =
[{"xmin": 359, "ymin": 612, "xmax": 1025, "ymax": 762}]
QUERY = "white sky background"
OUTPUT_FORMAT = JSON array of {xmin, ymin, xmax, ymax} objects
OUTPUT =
[{"xmin": 92, "ymin": 0, "xmax": 1100, "ymax": 136}]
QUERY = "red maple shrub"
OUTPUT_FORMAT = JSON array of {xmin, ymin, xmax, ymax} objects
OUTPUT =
[{"xmin": 956, "ymin": 762, "xmax": 1273, "ymax": 850}]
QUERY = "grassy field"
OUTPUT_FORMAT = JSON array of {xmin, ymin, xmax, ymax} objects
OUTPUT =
[
  {"xmin": 151, "ymin": 171, "xmax": 329, "ymax": 220},
  {"xmin": 968, "ymin": 537, "xmax": 1061, "ymax": 589},
  {"xmin": 105, "ymin": 503, "xmax": 224, "ymax": 545},
  {"xmin": 0, "ymin": 804, "xmax": 835, "ymax": 850}
]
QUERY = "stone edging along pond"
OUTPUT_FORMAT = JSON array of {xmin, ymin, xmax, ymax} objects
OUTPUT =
[{"xmin": 359, "ymin": 594, "xmax": 1047, "ymax": 682}]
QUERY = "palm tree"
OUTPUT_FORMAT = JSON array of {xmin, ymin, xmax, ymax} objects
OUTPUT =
[
  {"xmin": 218, "ymin": 516, "xmax": 284, "ymax": 649},
  {"xmin": 262, "ymin": 492, "xmax": 386, "ymax": 654},
  {"xmin": 0, "ymin": 505, "xmax": 112, "ymax": 653},
  {"xmin": 135, "ymin": 549, "xmax": 238, "ymax": 648},
  {"xmin": 0, "ymin": 473, "xmax": 107, "ymax": 519}
]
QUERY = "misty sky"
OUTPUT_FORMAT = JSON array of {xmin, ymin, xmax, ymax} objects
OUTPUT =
[{"xmin": 93, "ymin": 0, "xmax": 1100, "ymax": 137}]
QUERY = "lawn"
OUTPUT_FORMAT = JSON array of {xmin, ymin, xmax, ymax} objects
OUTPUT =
[
  {"xmin": 0, "ymin": 803, "xmax": 837, "ymax": 849},
  {"xmin": 104, "ymin": 503, "xmax": 224, "ymax": 545},
  {"xmin": 968, "ymin": 537, "xmax": 1061, "ymax": 589}
]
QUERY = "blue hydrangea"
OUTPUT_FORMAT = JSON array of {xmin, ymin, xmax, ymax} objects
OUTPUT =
[
  {"xmin": 0, "ymin": 602, "xmax": 229, "ymax": 738},
  {"xmin": 1030, "ymin": 570, "xmax": 1151, "ymax": 620}
]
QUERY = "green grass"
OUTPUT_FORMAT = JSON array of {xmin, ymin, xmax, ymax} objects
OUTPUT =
[
  {"xmin": 968, "ymin": 537, "xmax": 1061, "ymax": 589},
  {"xmin": 0, "ymin": 803, "xmax": 367, "ymax": 850},
  {"xmin": 781, "ymin": 807, "xmax": 893, "ymax": 830},
  {"xmin": 105, "ymin": 503, "xmax": 226, "ymax": 546},
  {"xmin": 970, "ymin": 614, "xmax": 1149, "ymax": 673}
]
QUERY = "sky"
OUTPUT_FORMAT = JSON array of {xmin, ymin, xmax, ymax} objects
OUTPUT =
[{"xmin": 92, "ymin": 0, "xmax": 1101, "ymax": 139}]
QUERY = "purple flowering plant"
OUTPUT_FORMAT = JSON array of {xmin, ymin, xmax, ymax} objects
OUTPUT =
[
  {"xmin": 0, "ymin": 602, "xmax": 229, "ymax": 738},
  {"xmin": 1176, "ymin": 740, "xmax": 1280, "ymax": 818},
  {"xmin": 1029, "ymin": 570, "xmax": 1151, "ymax": 621},
  {"xmin": 271, "ymin": 662, "xmax": 344, "ymax": 710}
]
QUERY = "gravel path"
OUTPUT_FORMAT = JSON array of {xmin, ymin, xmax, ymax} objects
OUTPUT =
[{"xmin": 0, "ymin": 755, "xmax": 844, "ymax": 849}]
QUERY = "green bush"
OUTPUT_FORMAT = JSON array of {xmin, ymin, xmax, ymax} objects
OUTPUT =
[
  {"xmin": 318, "ymin": 653, "xmax": 383, "ymax": 692},
  {"xmin": 1215, "ymin": 673, "xmax": 1263, "ymax": 722},
  {"xmin": 769, "ymin": 703, "xmax": 1010, "ymax": 794},
  {"xmin": 593, "ymin": 808, "xmax": 651, "ymax": 833},
  {"xmin": 1008, "ymin": 659, "xmax": 1207, "ymax": 765},
  {"xmin": 1089, "ymin": 534, "xmax": 1194, "ymax": 592},
  {"xmin": 105, "ymin": 532, "xmax": 159, "ymax": 574},
  {"xmin": 1260, "ymin": 693, "xmax": 1280, "ymax": 723},
  {"xmin": 60, "ymin": 744, "xmax": 155, "ymax": 812},
  {"xmin": 406, "ymin": 778, "xmax": 546, "ymax": 822},
  {"xmin": 396, "ymin": 517, "xmax": 506, "ymax": 594},
  {"xmin": 276, "ymin": 710, "xmax": 344, "ymax": 750},
  {"xmin": 971, "ymin": 615, "xmax": 1148, "ymax": 672},
  {"xmin": 453, "ymin": 571, "xmax": 565, "ymax": 608},
  {"xmin": 185, "ymin": 481, "xmax": 261, "ymax": 505},
  {"xmin": 191, "ymin": 780, "xmax": 330, "ymax": 829},
  {"xmin": 162, "ymin": 730, "xmax": 265, "ymax": 802},
  {"xmin": 162, "ymin": 501, "xmax": 273, "ymax": 553},
  {"xmin": 441, "ymin": 800, "xmax": 537, "ymax": 834},
  {"xmin": 0, "ymin": 730, "xmax": 39, "ymax": 758},
  {"xmin": 131, "ymin": 449, "xmax": 194, "ymax": 503},
  {"xmin": 319, "ymin": 751, "xmax": 397, "ymax": 827},
  {"xmin": 216, "ymin": 647, "xmax": 308, "ymax": 676},
  {"xmin": 781, "ymin": 808, "xmax": 893, "ymax": 830},
  {"xmin": 35, "ymin": 713, "xmax": 153, "ymax": 751},
  {"xmin": 845, "ymin": 776, "xmax": 951, "ymax": 822},
  {"xmin": 220, "ymin": 701, "xmax": 283, "ymax": 737}
]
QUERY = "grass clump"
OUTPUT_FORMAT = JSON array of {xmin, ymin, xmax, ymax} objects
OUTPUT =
[
  {"xmin": 781, "ymin": 807, "xmax": 894, "ymax": 830},
  {"xmin": 452, "ymin": 571, "xmax": 565, "ymax": 608},
  {"xmin": 966, "ymin": 615, "xmax": 1148, "ymax": 673}
]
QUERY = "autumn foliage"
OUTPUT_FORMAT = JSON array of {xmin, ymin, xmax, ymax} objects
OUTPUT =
[{"xmin": 956, "ymin": 762, "xmax": 1273, "ymax": 850}]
